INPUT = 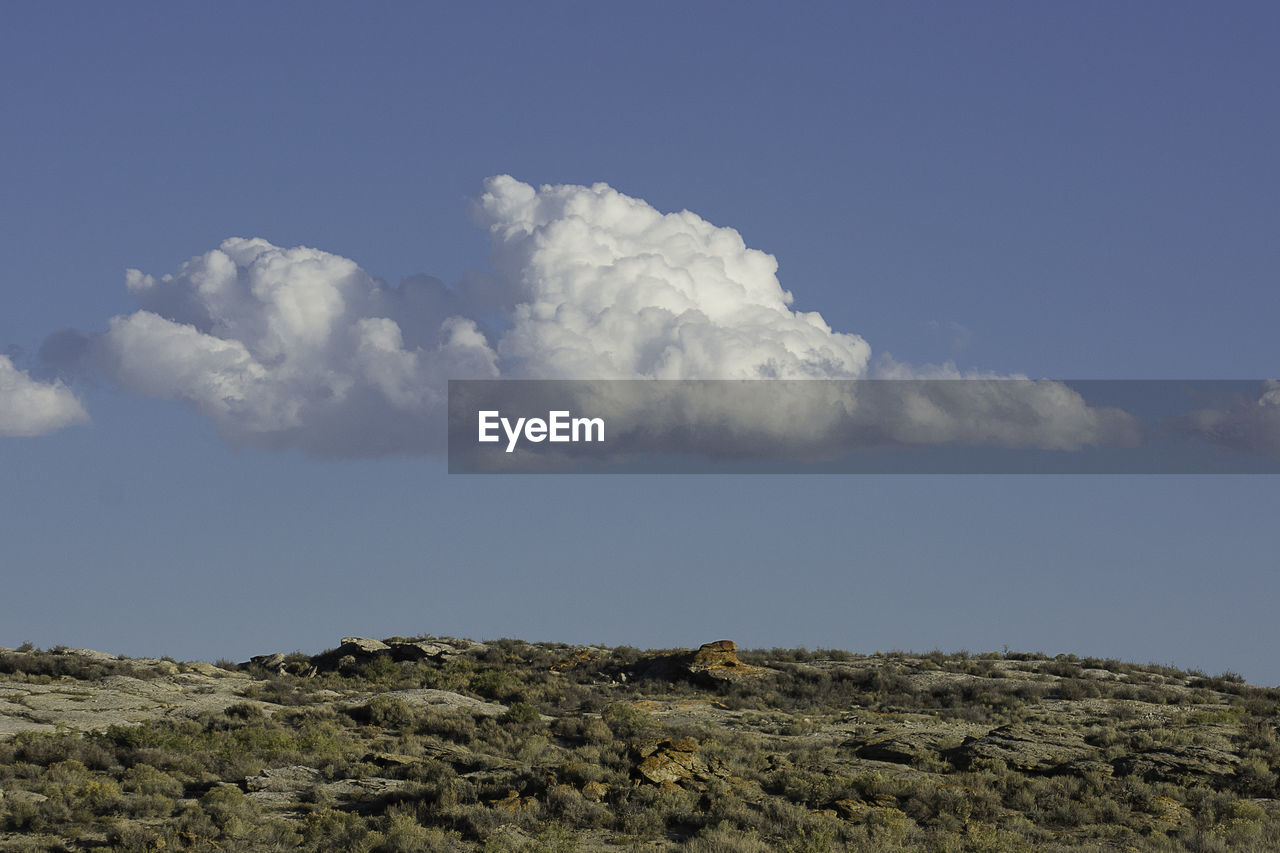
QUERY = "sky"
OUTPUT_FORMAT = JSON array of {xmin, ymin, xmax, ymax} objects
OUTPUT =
[{"xmin": 2, "ymin": 3, "xmax": 1278, "ymax": 681}]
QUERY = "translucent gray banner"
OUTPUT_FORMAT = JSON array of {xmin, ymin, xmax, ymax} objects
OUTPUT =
[{"xmin": 447, "ymin": 380, "xmax": 1280, "ymax": 474}]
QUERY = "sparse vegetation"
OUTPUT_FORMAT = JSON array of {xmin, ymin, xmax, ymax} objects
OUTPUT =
[{"xmin": 1, "ymin": 639, "xmax": 1279, "ymax": 850}]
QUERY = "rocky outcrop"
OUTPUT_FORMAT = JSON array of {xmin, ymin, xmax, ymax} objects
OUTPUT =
[
  {"xmin": 853, "ymin": 732, "xmax": 957, "ymax": 766},
  {"xmin": 631, "ymin": 737, "xmax": 728, "ymax": 789},
  {"xmin": 1114, "ymin": 746, "xmax": 1241, "ymax": 785},
  {"xmin": 249, "ymin": 652, "xmax": 288, "ymax": 672},
  {"xmin": 0, "ymin": 655, "xmax": 251, "ymax": 737},
  {"xmin": 342, "ymin": 637, "xmax": 391, "ymax": 655},
  {"xmin": 57, "ymin": 648, "xmax": 120, "ymax": 664},
  {"xmin": 305, "ymin": 636, "xmax": 484, "ymax": 673},
  {"xmin": 633, "ymin": 640, "xmax": 766, "ymax": 685},
  {"xmin": 246, "ymin": 765, "xmax": 322, "ymax": 793},
  {"xmin": 949, "ymin": 723, "xmax": 1099, "ymax": 774},
  {"xmin": 687, "ymin": 640, "xmax": 763, "ymax": 682},
  {"xmin": 308, "ymin": 638, "xmax": 387, "ymax": 671},
  {"xmin": 372, "ymin": 688, "xmax": 506, "ymax": 716}
]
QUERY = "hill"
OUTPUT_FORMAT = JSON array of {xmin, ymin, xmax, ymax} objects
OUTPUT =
[{"xmin": 1, "ymin": 637, "xmax": 1278, "ymax": 851}]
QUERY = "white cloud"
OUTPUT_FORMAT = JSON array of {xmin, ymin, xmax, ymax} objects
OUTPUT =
[
  {"xmin": 478, "ymin": 175, "xmax": 871, "ymax": 380},
  {"xmin": 99, "ymin": 237, "xmax": 498, "ymax": 455},
  {"xmin": 53, "ymin": 176, "xmax": 1140, "ymax": 457},
  {"xmin": 0, "ymin": 355, "xmax": 89, "ymax": 437}
]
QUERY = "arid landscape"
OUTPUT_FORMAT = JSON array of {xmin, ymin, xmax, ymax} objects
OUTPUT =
[{"xmin": 1, "ymin": 637, "xmax": 1278, "ymax": 851}]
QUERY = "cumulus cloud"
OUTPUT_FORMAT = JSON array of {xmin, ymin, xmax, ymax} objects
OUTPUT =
[
  {"xmin": 95, "ymin": 237, "xmax": 498, "ymax": 454},
  {"xmin": 477, "ymin": 175, "xmax": 871, "ymax": 380},
  {"xmin": 0, "ymin": 355, "xmax": 89, "ymax": 437},
  {"xmin": 1176, "ymin": 381, "xmax": 1280, "ymax": 461},
  {"xmin": 39, "ymin": 176, "xmax": 1141, "ymax": 457},
  {"xmin": 470, "ymin": 177, "xmax": 1136, "ymax": 457}
]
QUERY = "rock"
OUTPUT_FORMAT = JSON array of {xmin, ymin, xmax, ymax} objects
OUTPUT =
[
  {"xmin": 0, "ymin": 663, "xmax": 271, "ymax": 738},
  {"xmin": 57, "ymin": 648, "xmax": 119, "ymax": 663},
  {"xmin": 387, "ymin": 640, "xmax": 444, "ymax": 661},
  {"xmin": 247, "ymin": 790, "xmax": 302, "ymax": 810},
  {"xmin": 950, "ymin": 723, "xmax": 1098, "ymax": 774},
  {"xmin": 687, "ymin": 640, "xmax": 765, "ymax": 683},
  {"xmin": 250, "ymin": 653, "xmax": 286, "ymax": 670},
  {"xmin": 631, "ymin": 737, "xmax": 726, "ymax": 788},
  {"xmin": 309, "ymin": 637, "xmax": 403, "ymax": 672},
  {"xmin": 374, "ymin": 688, "xmax": 506, "ymax": 716},
  {"xmin": 854, "ymin": 732, "xmax": 956, "ymax": 766},
  {"xmin": 688, "ymin": 640, "xmax": 741, "ymax": 671},
  {"xmin": 420, "ymin": 740, "xmax": 512, "ymax": 772},
  {"xmin": 385, "ymin": 638, "xmax": 487, "ymax": 662},
  {"xmin": 834, "ymin": 799, "xmax": 870, "ymax": 821},
  {"xmin": 0, "ymin": 789, "xmax": 49, "ymax": 806},
  {"xmin": 368, "ymin": 752, "xmax": 418, "ymax": 767},
  {"xmin": 318, "ymin": 776, "xmax": 411, "ymax": 800},
  {"xmin": 246, "ymin": 765, "xmax": 322, "ymax": 792},
  {"xmin": 129, "ymin": 658, "xmax": 180, "ymax": 675},
  {"xmin": 634, "ymin": 640, "xmax": 766, "ymax": 685},
  {"xmin": 635, "ymin": 738, "xmax": 699, "ymax": 784},
  {"xmin": 1114, "ymin": 746, "xmax": 1241, "ymax": 785},
  {"xmin": 181, "ymin": 661, "xmax": 239, "ymax": 678},
  {"xmin": 0, "ymin": 717, "xmax": 57, "ymax": 737},
  {"xmin": 833, "ymin": 798, "xmax": 899, "ymax": 823},
  {"xmin": 340, "ymin": 637, "xmax": 391, "ymax": 655}
]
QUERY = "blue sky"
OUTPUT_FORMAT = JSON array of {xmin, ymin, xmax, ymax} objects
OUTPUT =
[{"xmin": 2, "ymin": 3, "xmax": 1277, "ymax": 680}]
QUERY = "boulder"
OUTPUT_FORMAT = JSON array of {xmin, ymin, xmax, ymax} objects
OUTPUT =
[
  {"xmin": 630, "ymin": 737, "xmax": 727, "ymax": 789},
  {"xmin": 249, "ymin": 653, "xmax": 286, "ymax": 671},
  {"xmin": 340, "ymin": 637, "xmax": 391, "ymax": 655},
  {"xmin": 387, "ymin": 640, "xmax": 445, "ymax": 661},
  {"xmin": 633, "ymin": 640, "xmax": 766, "ymax": 685},
  {"xmin": 686, "ymin": 640, "xmax": 765, "ymax": 683},
  {"xmin": 694, "ymin": 639, "xmax": 737, "ymax": 656},
  {"xmin": 309, "ymin": 638, "xmax": 392, "ymax": 672}
]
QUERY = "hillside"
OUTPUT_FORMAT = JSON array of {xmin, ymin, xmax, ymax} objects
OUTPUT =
[{"xmin": 1, "ymin": 637, "xmax": 1278, "ymax": 852}]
